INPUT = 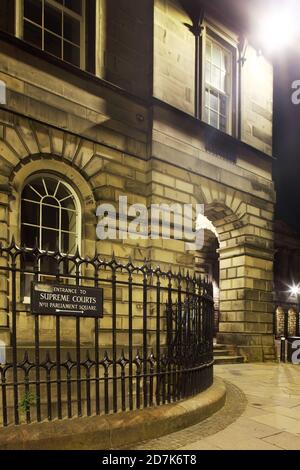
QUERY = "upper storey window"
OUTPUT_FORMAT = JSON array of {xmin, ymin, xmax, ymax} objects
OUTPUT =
[
  {"xmin": 16, "ymin": 0, "xmax": 85, "ymax": 68},
  {"xmin": 203, "ymin": 32, "xmax": 235, "ymax": 136}
]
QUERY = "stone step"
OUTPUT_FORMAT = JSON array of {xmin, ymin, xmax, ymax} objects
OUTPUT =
[
  {"xmin": 214, "ymin": 343, "xmax": 237, "ymax": 350},
  {"xmin": 213, "ymin": 344, "xmax": 227, "ymax": 350},
  {"xmin": 214, "ymin": 355, "xmax": 245, "ymax": 365},
  {"xmin": 214, "ymin": 342, "xmax": 245, "ymax": 364},
  {"xmin": 213, "ymin": 349, "xmax": 231, "ymax": 357},
  {"xmin": 264, "ymin": 354, "xmax": 277, "ymax": 362}
]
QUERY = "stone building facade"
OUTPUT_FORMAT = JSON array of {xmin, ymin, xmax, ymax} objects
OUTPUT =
[{"xmin": 0, "ymin": 0, "xmax": 275, "ymax": 361}]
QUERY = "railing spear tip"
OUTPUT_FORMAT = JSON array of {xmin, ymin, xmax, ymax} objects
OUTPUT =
[{"xmin": 75, "ymin": 245, "xmax": 81, "ymax": 259}]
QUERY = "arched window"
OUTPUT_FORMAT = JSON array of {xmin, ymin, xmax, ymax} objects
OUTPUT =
[
  {"xmin": 21, "ymin": 175, "xmax": 81, "ymax": 254},
  {"xmin": 21, "ymin": 175, "xmax": 81, "ymax": 298}
]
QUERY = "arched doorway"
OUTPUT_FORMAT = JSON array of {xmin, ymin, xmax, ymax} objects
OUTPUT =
[
  {"xmin": 194, "ymin": 214, "xmax": 220, "ymax": 338},
  {"xmin": 194, "ymin": 202, "xmax": 246, "ymax": 343}
]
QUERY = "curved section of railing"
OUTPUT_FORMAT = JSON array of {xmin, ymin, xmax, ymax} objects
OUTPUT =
[{"xmin": 0, "ymin": 239, "xmax": 214, "ymax": 426}]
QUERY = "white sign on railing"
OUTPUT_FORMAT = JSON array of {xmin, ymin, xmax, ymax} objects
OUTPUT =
[
  {"xmin": 0, "ymin": 340, "xmax": 6, "ymax": 365},
  {"xmin": 0, "ymin": 81, "xmax": 6, "ymax": 105}
]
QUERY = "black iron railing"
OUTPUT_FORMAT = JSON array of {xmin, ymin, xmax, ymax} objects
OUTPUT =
[{"xmin": 0, "ymin": 239, "xmax": 214, "ymax": 427}]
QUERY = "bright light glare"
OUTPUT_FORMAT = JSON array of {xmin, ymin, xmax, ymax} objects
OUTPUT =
[
  {"xmin": 289, "ymin": 284, "xmax": 300, "ymax": 297},
  {"xmin": 257, "ymin": 7, "xmax": 297, "ymax": 53}
]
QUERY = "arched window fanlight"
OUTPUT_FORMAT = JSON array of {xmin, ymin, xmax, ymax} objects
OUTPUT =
[{"xmin": 21, "ymin": 175, "xmax": 81, "ymax": 254}]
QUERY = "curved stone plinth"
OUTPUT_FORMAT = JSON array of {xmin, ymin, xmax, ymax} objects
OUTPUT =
[{"xmin": 0, "ymin": 378, "xmax": 226, "ymax": 450}]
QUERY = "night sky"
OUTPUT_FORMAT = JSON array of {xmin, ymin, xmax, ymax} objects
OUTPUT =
[
  {"xmin": 254, "ymin": 0, "xmax": 300, "ymax": 231},
  {"xmin": 197, "ymin": 0, "xmax": 300, "ymax": 231}
]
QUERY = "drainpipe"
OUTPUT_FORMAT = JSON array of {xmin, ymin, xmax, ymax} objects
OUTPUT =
[
  {"xmin": 184, "ymin": 10, "xmax": 204, "ymax": 119},
  {"xmin": 237, "ymin": 36, "xmax": 247, "ymax": 139}
]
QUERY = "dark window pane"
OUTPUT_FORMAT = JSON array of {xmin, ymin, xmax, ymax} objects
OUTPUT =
[
  {"xmin": 57, "ymin": 183, "xmax": 72, "ymax": 201},
  {"xmin": 40, "ymin": 257, "xmax": 57, "ymax": 275},
  {"xmin": 23, "ymin": 20, "xmax": 42, "ymax": 48},
  {"xmin": 24, "ymin": 0, "xmax": 42, "ymax": 24},
  {"xmin": 0, "ymin": 0, "xmax": 15, "ymax": 34},
  {"xmin": 43, "ymin": 196, "xmax": 59, "ymax": 207},
  {"xmin": 45, "ymin": 3, "xmax": 62, "ymax": 35},
  {"xmin": 44, "ymin": 177, "xmax": 60, "ymax": 196},
  {"xmin": 42, "ymin": 201, "xmax": 59, "ymax": 229},
  {"xmin": 220, "ymin": 116, "xmax": 227, "ymax": 132},
  {"xmin": 65, "ymin": 0, "xmax": 82, "ymax": 15},
  {"xmin": 44, "ymin": 31, "xmax": 62, "ymax": 58},
  {"xmin": 61, "ymin": 231, "xmax": 77, "ymax": 254},
  {"xmin": 64, "ymin": 41, "xmax": 80, "ymax": 66},
  {"xmin": 42, "ymin": 228, "xmax": 59, "ymax": 251},
  {"xmin": 31, "ymin": 180, "xmax": 47, "ymax": 197},
  {"xmin": 220, "ymin": 95, "xmax": 227, "ymax": 116},
  {"xmin": 22, "ymin": 185, "xmax": 40, "ymax": 202},
  {"xmin": 63, "ymin": 14, "xmax": 80, "ymax": 45},
  {"xmin": 61, "ymin": 209, "xmax": 76, "ymax": 231},
  {"xmin": 21, "ymin": 252, "xmax": 35, "ymax": 297},
  {"xmin": 61, "ymin": 209, "xmax": 69, "ymax": 232},
  {"xmin": 21, "ymin": 200, "xmax": 39, "ymax": 226},
  {"xmin": 21, "ymin": 225, "xmax": 39, "ymax": 249},
  {"xmin": 61, "ymin": 196, "xmax": 75, "ymax": 210}
]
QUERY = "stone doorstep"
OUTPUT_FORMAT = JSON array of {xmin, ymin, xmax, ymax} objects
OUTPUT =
[
  {"xmin": 0, "ymin": 378, "xmax": 227, "ymax": 450},
  {"xmin": 213, "ymin": 349, "xmax": 231, "ymax": 357},
  {"xmin": 214, "ymin": 356, "xmax": 245, "ymax": 365},
  {"xmin": 214, "ymin": 344, "xmax": 245, "ymax": 365}
]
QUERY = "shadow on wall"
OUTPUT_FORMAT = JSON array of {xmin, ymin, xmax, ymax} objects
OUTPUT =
[{"xmin": 102, "ymin": 0, "xmax": 153, "ymax": 99}]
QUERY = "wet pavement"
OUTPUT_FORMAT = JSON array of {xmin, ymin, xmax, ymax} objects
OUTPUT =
[{"xmin": 132, "ymin": 364, "xmax": 300, "ymax": 450}]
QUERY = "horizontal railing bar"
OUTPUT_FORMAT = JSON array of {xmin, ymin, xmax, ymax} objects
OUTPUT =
[
  {"xmin": 1, "ymin": 361, "xmax": 213, "ymax": 387},
  {"xmin": 0, "ymin": 265, "xmax": 208, "ymax": 284}
]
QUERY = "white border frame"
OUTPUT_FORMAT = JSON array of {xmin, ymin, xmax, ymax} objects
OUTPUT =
[
  {"xmin": 22, "ymin": 172, "xmax": 82, "ymax": 254},
  {"xmin": 201, "ymin": 19, "xmax": 238, "ymax": 137},
  {"xmin": 203, "ymin": 32, "xmax": 233, "ymax": 135}
]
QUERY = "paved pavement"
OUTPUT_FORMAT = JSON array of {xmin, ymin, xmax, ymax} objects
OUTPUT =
[{"xmin": 132, "ymin": 364, "xmax": 300, "ymax": 450}]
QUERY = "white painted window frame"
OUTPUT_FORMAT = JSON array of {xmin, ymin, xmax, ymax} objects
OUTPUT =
[
  {"xmin": 15, "ymin": 0, "xmax": 86, "ymax": 69},
  {"xmin": 202, "ymin": 25, "xmax": 235, "ymax": 136},
  {"xmin": 21, "ymin": 174, "xmax": 82, "ymax": 303}
]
